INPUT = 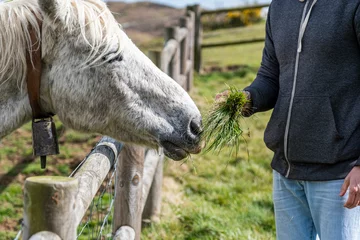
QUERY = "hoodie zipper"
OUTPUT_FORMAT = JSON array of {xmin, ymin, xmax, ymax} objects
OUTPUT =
[{"xmin": 283, "ymin": 0, "xmax": 317, "ymax": 178}]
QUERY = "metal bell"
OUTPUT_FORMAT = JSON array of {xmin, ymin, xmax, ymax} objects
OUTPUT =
[{"xmin": 32, "ymin": 118, "xmax": 59, "ymax": 169}]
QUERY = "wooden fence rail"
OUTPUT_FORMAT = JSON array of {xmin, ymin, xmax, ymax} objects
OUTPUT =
[
  {"xmin": 23, "ymin": 8, "xmax": 196, "ymax": 240},
  {"xmin": 201, "ymin": 4, "xmax": 270, "ymax": 16},
  {"xmin": 188, "ymin": 3, "xmax": 270, "ymax": 72},
  {"xmin": 202, "ymin": 38, "xmax": 266, "ymax": 49},
  {"xmin": 150, "ymin": 10, "xmax": 195, "ymax": 91}
]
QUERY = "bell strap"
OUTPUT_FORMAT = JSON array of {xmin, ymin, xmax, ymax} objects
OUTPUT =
[{"xmin": 26, "ymin": 18, "xmax": 52, "ymax": 120}]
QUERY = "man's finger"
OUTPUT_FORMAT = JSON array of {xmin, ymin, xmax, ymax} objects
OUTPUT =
[
  {"xmin": 339, "ymin": 178, "xmax": 350, "ymax": 197},
  {"xmin": 344, "ymin": 186, "xmax": 358, "ymax": 209}
]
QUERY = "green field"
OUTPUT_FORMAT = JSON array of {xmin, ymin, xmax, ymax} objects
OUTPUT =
[
  {"xmin": 202, "ymin": 22, "xmax": 265, "ymax": 69},
  {"xmin": 0, "ymin": 23, "xmax": 275, "ymax": 239},
  {"xmin": 141, "ymin": 69, "xmax": 275, "ymax": 239}
]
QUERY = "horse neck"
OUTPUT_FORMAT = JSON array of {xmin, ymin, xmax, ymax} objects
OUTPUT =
[{"xmin": 0, "ymin": 78, "xmax": 32, "ymax": 139}]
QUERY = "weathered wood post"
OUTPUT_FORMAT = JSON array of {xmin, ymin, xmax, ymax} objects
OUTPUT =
[
  {"xmin": 186, "ymin": 11, "xmax": 195, "ymax": 91},
  {"xmin": 28, "ymin": 231, "xmax": 62, "ymax": 240},
  {"xmin": 113, "ymin": 226, "xmax": 136, "ymax": 240},
  {"xmin": 165, "ymin": 26, "xmax": 181, "ymax": 82},
  {"xmin": 148, "ymin": 51, "xmax": 162, "ymax": 70},
  {"xmin": 113, "ymin": 144, "xmax": 145, "ymax": 240},
  {"xmin": 142, "ymin": 150, "xmax": 164, "ymax": 223},
  {"xmin": 23, "ymin": 137, "xmax": 122, "ymax": 240},
  {"xmin": 179, "ymin": 11, "xmax": 195, "ymax": 91},
  {"xmin": 23, "ymin": 176, "xmax": 79, "ymax": 240},
  {"xmin": 179, "ymin": 16, "xmax": 190, "ymax": 90},
  {"xmin": 187, "ymin": 4, "xmax": 202, "ymax": 73}
]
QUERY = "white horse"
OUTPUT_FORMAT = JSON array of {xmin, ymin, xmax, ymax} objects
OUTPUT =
[{"xmin": 0, "ymin": 0, "xmax": 202, "ymax": 160}]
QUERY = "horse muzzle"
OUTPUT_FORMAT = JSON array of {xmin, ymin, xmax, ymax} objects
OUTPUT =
[{"xmin": 160, "ymin": 116, "xmax": 203, "ymax": 161}]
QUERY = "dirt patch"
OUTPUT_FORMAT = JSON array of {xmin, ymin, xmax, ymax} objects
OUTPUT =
[
  {"xmin": 0, "ymin": 218, "xmax": 19, "ymax": 232},
  {"xmin": 160, "ymin": 176, "xmax": 185, "ymax": 223},
  {"xmin": 162, "ymin": 176, "xmax": 184, "ymax": 206}
]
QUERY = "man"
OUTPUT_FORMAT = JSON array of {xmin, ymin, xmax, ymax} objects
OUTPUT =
[{"xmin": 243, "ymin": 0, "xmax": 360, "ymax": 239}]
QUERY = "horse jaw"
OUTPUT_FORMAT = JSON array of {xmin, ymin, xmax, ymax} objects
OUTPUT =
[{"xmin": 0, "ymin": 92, "xmax": 32, "ymax": 140}]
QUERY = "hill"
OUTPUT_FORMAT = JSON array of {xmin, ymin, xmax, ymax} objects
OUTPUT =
[{"xmin": 107, "ymin": 1, "xmax": 185, "ymax": 46}]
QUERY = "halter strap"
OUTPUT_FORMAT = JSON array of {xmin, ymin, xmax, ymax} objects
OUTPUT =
[{"xmin": 26, "ymin": 19, "xmax": 52, "ymax": 120}]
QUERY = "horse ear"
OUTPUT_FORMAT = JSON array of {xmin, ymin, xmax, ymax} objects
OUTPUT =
[{"xmin": 38, "ymin": 0, "xmax": 71, "ymax": 24}]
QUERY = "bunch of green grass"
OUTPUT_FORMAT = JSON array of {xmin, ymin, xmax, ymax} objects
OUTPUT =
[{"xmin": 202, "ymin": 86, "xmax": 251, "ymax": 155}]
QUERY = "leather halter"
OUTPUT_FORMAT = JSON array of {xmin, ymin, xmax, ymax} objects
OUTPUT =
[
  {"xmin": 26, "ymin": 19, "xmax": 52, "ymax": 119},
  {"xmin": 26, "ymin": 18, "xmax": 58, "ymax": 169}
]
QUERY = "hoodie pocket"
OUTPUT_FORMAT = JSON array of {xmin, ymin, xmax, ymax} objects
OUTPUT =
[
  {"xmin": 287, "ymin": 96, "xmax": 341, "ymax": 164},
  {"xmin": 264, "ymin": 95, "xmax": 289, "ymax": 152}
]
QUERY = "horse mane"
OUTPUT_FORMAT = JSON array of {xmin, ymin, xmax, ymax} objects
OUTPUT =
[{"xmin": 0, "ymin": 0, "xmax": 124, "ymax": 90}]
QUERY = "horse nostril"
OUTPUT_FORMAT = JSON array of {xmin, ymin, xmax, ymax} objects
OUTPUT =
[{"xmin": 190, "ymin": 118, "xmax": 203, "ymax": 136}]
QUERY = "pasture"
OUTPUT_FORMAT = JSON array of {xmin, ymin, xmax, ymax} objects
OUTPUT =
[{"xmin": 0, "ymin": 19, "xmax": 275, "ymax": 240}]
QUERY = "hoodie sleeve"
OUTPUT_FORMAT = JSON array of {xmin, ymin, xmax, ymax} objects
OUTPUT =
[
  {"xmin": 354, "ymin": 3, "xmax": 360, "ymax": 46},
  {"xmin": 244, "ymin": 5, "xmax": 280, "ymax": 114},
  {"xmin": 351, "ymin": 3, "xmax": 360, "ymax": 166}
]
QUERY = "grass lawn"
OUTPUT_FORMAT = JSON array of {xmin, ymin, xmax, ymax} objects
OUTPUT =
[
  {"xmin": 141, "ymin": 68, "xmax": 275, "ymax": 240},
  {"xmin": 202, "ymin": 23, "xmax": 266, "ymax": 68},
  {"xmin": 0, "ymin": 23, "xmax": 275, "ymax": 239}
]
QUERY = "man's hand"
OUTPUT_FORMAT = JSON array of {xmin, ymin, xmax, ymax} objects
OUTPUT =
[
  {"xmin": 242, "ymin": 91, "xmax": 253, "ymax": 117},
  {"xmin": 339, "ymin": 166, "xmax": 360, "ymax": 209},
  {"xmin": 215, "ymin": 90, "xmax": 253, "ymax": 117},
  {"xmin": 215, "ymin": 90, "xmax": 230, "ymax": 100}
]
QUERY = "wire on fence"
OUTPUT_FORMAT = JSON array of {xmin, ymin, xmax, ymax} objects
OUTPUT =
[
  {"xmin": 13, "ymin": 221, "xmax": 23, "ymax": 240},
  {"xmin": 75, "ymin": 141, "xmax": 120, "ymax": 240}
]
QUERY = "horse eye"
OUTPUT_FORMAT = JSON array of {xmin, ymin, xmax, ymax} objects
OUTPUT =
[
  {"xmin": 116, "ymin": 55, "xmax": 124, "ymax": 62},
  {"xmin": 102, "ymin": 54, "xmax": 124, "ymax": 63}
]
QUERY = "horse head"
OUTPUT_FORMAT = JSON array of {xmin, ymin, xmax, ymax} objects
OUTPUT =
[{"xmin": 0, "ymin": 0, "xmax": 203, "ymax": 160}]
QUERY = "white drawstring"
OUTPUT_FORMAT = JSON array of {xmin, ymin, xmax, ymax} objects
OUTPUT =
[{"xmin": 297, "ymin": 0, "xmax": 318, "ymax": 52}]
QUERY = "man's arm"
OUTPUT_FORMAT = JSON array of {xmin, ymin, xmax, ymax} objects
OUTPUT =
[
  {"xmin": 244, "ymin": 5, "xmax": 280, "ymax": 114},
  {"xmin": 339, "ymin": 3, "xmax": 360, "ymax": 209}
]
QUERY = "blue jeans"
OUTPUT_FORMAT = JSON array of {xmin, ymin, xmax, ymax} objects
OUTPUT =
[{"xmin": 273, "ymin": 170, "xmax": 360, "ymax": 240}]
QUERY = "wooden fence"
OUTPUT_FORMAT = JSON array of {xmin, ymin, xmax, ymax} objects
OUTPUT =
[
  {"xmin": 188, "ymin": 4, "xmax": 270, "ymax": 72},
  {"xmin": 22, "ymin": 8, "xmax": 196, "ymax": 240},
  {"xmin": 148, "ymin": 10, "xmax": 195, "ymax": 91}
]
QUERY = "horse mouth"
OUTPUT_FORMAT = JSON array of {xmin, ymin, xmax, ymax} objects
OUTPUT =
[{"xmin": 161, "ymin": 141, "xmax": 201, "ymax": 161}]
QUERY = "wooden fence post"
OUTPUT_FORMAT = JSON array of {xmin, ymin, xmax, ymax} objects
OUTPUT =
[
  {"xmin": 165, "ymin": 26, "xmax": 181, "ymax": 82},
  {"xmin": 23, "ymin": 137, "xmax": 122, "ymax": 240},
  {"xmin": 142, "ymin": 150, "xmax": 164, "ymax": 223},
  {"xmin": 185, "ymin": 11, "xmax": 195, "ymax": 91},
  {"xmin": 113, "ymin": 226, "xmax": 136, "ymax": 240},
  {"xmin": 180, "ymin": 11, "xmax": 195, "ymax": 91},
  {"xmin": 113, "ymin": 144, "xmax": 145, "ymax": 240},
  {"xmin": 28, "ymin": 231, "xmax": 61, "ymax": 240},
  {"xmin": 187, "ymin": 4, "xmax": 202, "ymax": 73},
  {"xmin": 23, "ymin": 176, "xmax": 79, "ymax": 240},
  {"xmin": 148, "ymin": 50, "xmax": 162, "ymax": 70},
  {"xmin": 179, "ymin": 16, "xmax": 190, "ymax": 91}
]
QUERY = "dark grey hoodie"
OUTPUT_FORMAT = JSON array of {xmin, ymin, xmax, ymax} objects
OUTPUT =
[{"xmin": 244, "ymin": 0, "xmax": 360, "ymax": 180}]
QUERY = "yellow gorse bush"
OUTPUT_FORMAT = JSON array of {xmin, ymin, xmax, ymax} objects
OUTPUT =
[
  {"xmin": 202, "ymin": 8, "xmax": 262, "ymax": 31},
  {"xmin": 226, "ymin": 8, "xmax": 262, "ymax": 27}
]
